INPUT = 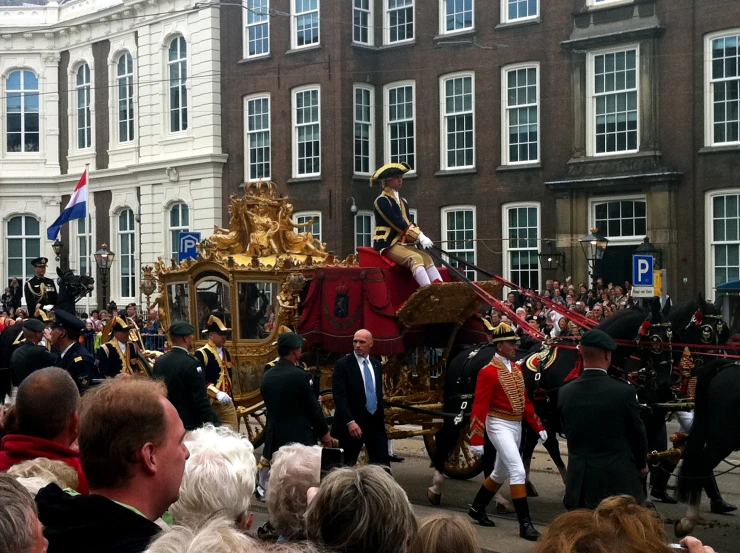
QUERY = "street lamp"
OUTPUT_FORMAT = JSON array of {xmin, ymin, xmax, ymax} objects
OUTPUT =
[
  {"xmin": 537, "ymin": 240, "xmax": 565, "ymax": 271},
  {"xmin": 579, "ymin": 228, "xmax": 609, "ymax": 291},
  {"xmin": 52, "ymin": 238, "xmax": 63, "ymax": 264},
  {"xmin": 635, "ymin": 235, "xmax": 662, "ymax": 269},
  {"xmin": 140, "ymin": 265, "xmax": 158, "ymax": 310},
  {"xmin": 94, "ymin": 243, "xmax": 115, "ymax": 308}
]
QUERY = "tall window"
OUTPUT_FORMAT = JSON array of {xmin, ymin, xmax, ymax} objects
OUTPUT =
[
  {"xmin": 504, "ymin": 204, "xmax": 539, "ymax": 290},
  {"xmin": 117, "ymin": 53, "xmax": 135, "ymax": 143},
  {"xmin": 168, "ymin": 36, "xmax": 188, "ymax": 133},
  {"xmin": 442, "ymin": 0, "xmax": 473, "ymax": 33},
  {"xmin": 118, "ymin": 209, "xmax": 136, "ymax": 298},
  {"xmin": 245, "ymin": 0, "xmax": 270, "ymax": 58},
  {"xmin": 708, "ymin": 33, "xmax": 740, "ymax": 145},
  {"xmin": 442, "ymin": 207, "xmax": 476, "ymax": 280},
  {"xmin": 76, "ymin": 64, "xmax": 92, "ymax": 149},
  {"xmin": 293, "ymin": 0, "xmax": 320, "ymax": 49},
  {"xmin": 294, "ymin": 211, "xmax": 322, "ymax": 242},
  {"xmin": 353, "ymin": 0, "xmax": 373, "ymax": 45},
  {"xmin": 441, "ymin": 73, "xmax": 474, "ymax": 169},
  {"xmin": 502, "ymin": 0, "xmax": 537, "ymax": 23},
  {"xmin": 6, "ymin": 70, "xmax": 39, "ymax": 153},
  {"xmin": 594, "ymin": 199, "xmax": 646, "ymax": 239},
  {"xmin": 588, "ymin": 47, "xmax": 638, "ymax": 155},
  {"xmin": 711, "ymin": 193, "xmax": 740, "ymax": 287},
  {"xmin": 354, "ymin": 85, "xmax": 374, "ymax": 175},
  {"xmin": 503, "ymin": 63, "xmax": 539, "ymax": 164},
  {"xmin": 169, "ymin": 203, "xmax": 190, "ymax": 261},
  {"xmin": 386, "ymin": 0, "xmax": 414, "ymax": 44},
  {"xmin": 385, "ymin": 82, "xmax": 415, "ymax": 169},
  {"xmin": 355, "ymin": 211, "xmax": 374, "ymax": 249},
  {"xmin": 7, "ymin": 215, "xmax": 40, "ymax": 286},
  {"xmin": 292, "ymin": 86, "xmax": 321, "ymax": 177},
  {"xmin": 77, "ymin": 216, "xmax": 93, "ymax": 277},
  {"xmin": 246, "ymin": 95, "xmax": 271, "ymax": 181}
]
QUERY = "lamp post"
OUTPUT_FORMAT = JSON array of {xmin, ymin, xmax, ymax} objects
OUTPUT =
[
  {"xmin": 52, "ymin": 238, "xmax": 63, "ymax": 266},
  {"xmin": 140, "ymin": 265, "xmax": 158, "ymax": 310},
  {"xmin": 579, "ymin": 228, "xmax": 609, "ymax": 292},
  {"xmin": 635, "ymin": 235, "xmax": 662, "ymax": 269},
  {"xmin": 537, "ymin": 240, "xmax": 566, "ymax": 272},
  {"xmin": 94, "ymin": 243, "xmax": 115, "ymax": 309}
]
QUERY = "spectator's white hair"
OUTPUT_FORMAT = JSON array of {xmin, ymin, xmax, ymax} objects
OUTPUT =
[
  {"xmin": 144, "ymin": 516, "xmax": 259, "ymax": 553},
  {"xmin": 266, "ymin": 443, "xmax": 321, "ymax": 539},
  {"xmin": 8, "ymin": 458, "xmax": 79, "ymax": 495},
  {"xmin": 169, "ymin": 425, "xmax": 256, "ymax": 527}
]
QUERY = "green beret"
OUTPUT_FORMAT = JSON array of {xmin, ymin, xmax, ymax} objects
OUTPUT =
[
  {"xmin": 24, "ymin": 318, "xmax": 45, "ymax": 332},
  {"xmin": 579, "ymin": 329, "xmax": 617, "ymax": 351},
  {"xmin": 277, "ymin": 332, "xmax": 304, "ymax": 350},
  {"xmin": 169, "ymin": 321, "xmax": 196, "ymax": 336}
]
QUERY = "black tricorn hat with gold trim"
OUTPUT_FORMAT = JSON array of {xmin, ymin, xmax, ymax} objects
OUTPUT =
[
  {"xmin": 111, "ymin": 316, "xmax": 133, "ymax": 333},
  {"xmin": 490, "ymin": 322, "xmax": 519, "ymax": 343},
  {"xmin": 204, "ymin": 313, "xmax": 231, "ymax": 334},
  {"xmin": 369, "ymin": 162, "xmax": 411, "ymax": 186}
]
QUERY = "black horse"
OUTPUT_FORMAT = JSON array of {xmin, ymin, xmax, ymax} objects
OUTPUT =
[{"xmin": 55, "ymin": 267, "xmax": 95, "ymax": 314}]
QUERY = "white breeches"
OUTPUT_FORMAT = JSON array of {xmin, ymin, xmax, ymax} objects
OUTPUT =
[
  {"xmin": 486, "ymin": 416, "xmax": 525, "ymax": 485},
  {"xmin": 676, "ymin": 411, "xmax": 694, "ymax": 433}
]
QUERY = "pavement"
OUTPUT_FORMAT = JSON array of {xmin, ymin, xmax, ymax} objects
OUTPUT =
[{"xmin": 252, "ymin": 420, "xmax": 740, "ymax": 553}]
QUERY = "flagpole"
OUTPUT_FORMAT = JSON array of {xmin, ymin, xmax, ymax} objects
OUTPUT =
[{"xmin": 85, "ymin": 163, "xmax": 90, "ymax": 318}]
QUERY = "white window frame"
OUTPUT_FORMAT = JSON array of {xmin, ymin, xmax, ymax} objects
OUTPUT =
[
  {"xmin": 75, "ymin": 215, "xmax": 94, "ymax": 278},
  {"xmin": 353, "ymin": 0, "xmax": 374, "ymax": 45},
  {"xmin": 244, "ymin": 0, "xmax": 270, "ymax": 59},
  {"xmin": 116, "ymin": 52, "xmax": 135, "ymax": 144},
  {"xmin": 75, "ymin": 63, "xmax": 93, "ymax": 150},
  {"xmin": 384, "ymin": 80, "xmax": 416, "ymax": 172},
  {"xmin": 586, "ymin": 0, "xmax": 632, "ymax": 7},
  {"xmin": 291, "ymin": 0, "xmax": 320, "ymax": 50},
  {"xmin": 502, "ymin": 202, "xmax": 541, "ymax": 292},
  {"xmin": 501, "ymin": 62, "xmax": 540, "ymax": 165},
  {"xmin": 244, "ymin": 93, "xmax": 271, "ymax": 182},
  {"xmin": 705, "ymin": 189, "xmax": 740, "ymax": 298},
  {"xmin": 440, "ymin": 71, "xmax": 475, "ymax": 170},
  {"xmin": 168, "ymin": 203, "xmax": 190, "ymax": 262},
  {"xmin": 294, "ymin": 210, "xmax": 322, "ymax": 243},
  {"xmin": 441, "ymin": 205, "xmax": 477, "ymax": 280},
  {"xmin": 440, "ymin": 0, "xmax": 474, "ymax": 35},
  {"xmin": 704, "ymin": 29, "xmax": 740, "ymax": 147},
  {"xmin": 6, "ymin": 215, "xmax": 41, "ymax": 290},
  {"xmin": 292, "ymin": 85, "xmax": 321, "ymax": 178},
  {"xmin": 500, "ymin": 0, "xmax": 538, "ymax": 24},
  {"xmin": 354, "ymin": 210, "xmax": 375, "ymax": 250},
  {"xmin": 353, "ymin": 84, "xmax": 375, "ymax": 176},
  {"xmin": 407, "ymin": 208, "xmax": 418, "ymax": 225},
  {"xmin": 588, "ymin": 194, "xmax": 647, "ymax": 245},
  {"xmin": 118, "ymin": 208, "xmax": 137, "ymax": 300},
  {"xmin": 5, "ymin": 69, "xmax": 41, "ymax": 154},
  {"xmin": 168, "ymin": 36, "xmax": 188, "ymax": 134},
  {"xmin": 586, "ymin": 44, "xmax": 640, "ymax": 157},
  {"xmin": 384, "ymin": 0, "xmax": 414, "ymax": 45}
]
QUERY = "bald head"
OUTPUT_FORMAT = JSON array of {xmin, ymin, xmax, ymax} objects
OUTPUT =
[
  {"xmin": 16, "ymin": 367, "xmax": 80, "ymax": 442},
  {"xmin": 353, "ymin": 329, "xmax": 373, "ymax": 358}
]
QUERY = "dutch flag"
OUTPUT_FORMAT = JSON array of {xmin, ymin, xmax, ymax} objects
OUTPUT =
[{"xmin": 47, "ymin": 168, "xmax": 88, "ymax": 240}]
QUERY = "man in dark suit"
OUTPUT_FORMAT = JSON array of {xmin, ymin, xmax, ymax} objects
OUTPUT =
[
  {"xmin": 49, "ymin": 309, "xmax": 97, "ymax": 392},
  {"xmin": 153, "ymin": 321, "xmax": 219, "ymax": 431},
  {"xmin": 332, "ymin": 328, "xmax": 389, "ymax": 467},
  {"xmin": 10, "ymin": 318, "xmax": 58, "ymax": 386},
  {"xmin": 558, "ymin": 329, "xmax": 649, "ymax": 509},
  {"xmin": 24, "ymin": 257, "xmax": 57, "ymax": 316}
]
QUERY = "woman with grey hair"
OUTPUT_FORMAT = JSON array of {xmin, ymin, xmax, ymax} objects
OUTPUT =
[
  {"xmin": 304, "ymin": 465, "xmax": 418, "ymax": 553},
  {"xmin": 0, "ymin": 472, "xmax": 48, "ymax": 553},
  {"xmin": 169, "ymin": 424, "xmax": 256, "ymax": 528},
  {"xmin": 267, "ymin": 443, "xmax": 321, "ymax": 541},
  {"xmin": 144, "ymin": 516, "xmax": 259, "ymax": 553}
]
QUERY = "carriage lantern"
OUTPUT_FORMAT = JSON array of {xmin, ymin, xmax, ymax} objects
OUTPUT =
[
  {"xmin": 94, "ymin": 244, "xmax": 115, "ymax": 308},
  {"xmin": 537, "ymin": 240, "xmax": 565, "ymax": 272},
  {"xmin": 635, "ymin": 235, "xmax": 662, "ymax": 269},
  {"xmin": 579, "ymin": 228, "xmax": 608, "ymax": 290},
  {"xmin": 140, "ymin": 266, "xmax": 158, "ymax": 310}
]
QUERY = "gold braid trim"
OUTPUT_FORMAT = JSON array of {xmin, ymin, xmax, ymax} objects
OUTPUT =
[{"xmin": 489, "ymin": 358, "xmax": 525, "ymax": 419}]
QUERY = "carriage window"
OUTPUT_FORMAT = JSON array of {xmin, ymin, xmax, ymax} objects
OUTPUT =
[
  {"xmin": 238, "ymin": 281, "xmax": 278, "ymax": 340},
  {"xmin": 195, "ymin": 277, "xmax": 231, "ymax": 335},
  {"xmin": 168, "ymin": 283, "xmax": 191, "ymax": 324}
]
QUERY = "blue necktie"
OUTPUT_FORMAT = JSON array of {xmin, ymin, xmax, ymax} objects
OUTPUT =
[{"xmin": 363, "ymin": 359, "xmax": 377, "ymax": 414}]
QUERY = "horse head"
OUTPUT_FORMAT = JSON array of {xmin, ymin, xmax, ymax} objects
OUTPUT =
[
  {"xmin": 633, "ymin": 298, "xmax": 675, "ymax": 393},
  {"xmin": 57, "ymin": 267, "xmax": 95, "ymax": 304},
  {"xmin": 682, "ymin": 293, "xmax": 730, "ymax": 348}
]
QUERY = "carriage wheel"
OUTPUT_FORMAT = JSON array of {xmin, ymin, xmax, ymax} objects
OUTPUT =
[
  {"xmin": 422, "ymin": 425, "xmax": 483, "ymax": 480},
  {"xmin": 238, "ymin": 406, "xmax": 267, "ymax": 449}
]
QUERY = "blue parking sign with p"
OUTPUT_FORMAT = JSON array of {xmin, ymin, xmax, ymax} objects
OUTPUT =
[
  {"xmin": 632, "ymin": 255, "xmax": 654, "ymax": 287},
  {"xmin": 178, "ymin": 232, "xmax": 201, "ymax": 263}
]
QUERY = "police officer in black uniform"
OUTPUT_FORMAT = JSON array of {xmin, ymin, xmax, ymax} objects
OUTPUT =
[
  {"xmin": 95, "ymin": 317, "xmax": 142, "ymax": 377},
  {"xmin": 49, "ymin": 309, "xmax": 97, "ymax": 392},
  {"xmin": 24, "ymin": 257, "xmax": 58, "ymax": 316},
  {"xmin": 9, "ymin": 318, "xmax": 59, "ymax": 386},
  {"xmin": 153, "ymin": 321, "xmax": 220, "ymax": 431}
]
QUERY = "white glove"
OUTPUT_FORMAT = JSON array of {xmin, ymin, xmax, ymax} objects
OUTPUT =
[
  {"xmin": 417, "ymin": 231, "xmax": 434, "ymax": 250},
  {"xmin": 470, "ymin": 445, "xmax": 484, "ymax": 457},
  {"xmin": 538, "ymin": 430, "xmax": 548, "ymax": 443},
  {"xmin": 216, "ymin": 391, "xmax": 233, "ymax": 404}
]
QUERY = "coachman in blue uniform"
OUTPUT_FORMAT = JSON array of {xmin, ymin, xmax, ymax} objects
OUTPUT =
[{"xmin": 95, "ymin": 317, "xmax": 143, "ymax": 377}]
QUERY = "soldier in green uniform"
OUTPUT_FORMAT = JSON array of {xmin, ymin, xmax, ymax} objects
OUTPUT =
[
  {"xmin": 153, "ymin": 321, "xmax": 220, "ymax": 431},
  {"xmin": 24, "ymin": 257, "xmax": 58, "ymax": 316},
  {"xmin": 9, "ymin": 318, "xmax": 59, "ymax": 386},
  {"xmin": 49, "ymin": 309, "xmax": 97, "ymax": 392},
  {"xmin": 95, "ymin": 317, "xmax": 143, "ymax": 377}
]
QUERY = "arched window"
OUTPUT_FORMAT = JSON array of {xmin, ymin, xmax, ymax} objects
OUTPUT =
[
  {"xmin": 7, "ymin": 215, "xmax": 40, "ymax": 285},
  {"xmin": 117, "ymin": 52, "xmax": 135, "ymax": 143},
  {"xmin": 118, "ymin": 209, "xmax": 136, "ymax": 298},
  {"xmin": 169, "ymin": 203, "xmax": 190, "ymax": 261},
  {"xmin": 76, "ymin": 64, "xmax": 92, "ymax": 149},
  {"xmin": 6, "ymin": 70, "xmax": 40, "ymax": 153},
  {"xmin": 168, "ymin": 37, "xmax": 188, "ymax": 132}
]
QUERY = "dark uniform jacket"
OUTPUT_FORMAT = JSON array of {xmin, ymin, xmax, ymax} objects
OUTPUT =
[
  {"xmin": 95, "ymin": 341, "xmax": 141, "ymax": 378},
  {"xmin": 58, "ymin": 342, "xmax": 97, "ymax": 392},
  {"xmin": 372, "ymin": 188, "xmax": 419, "ymax": 252},
  {"xmin": 331, "ymin": 354, "xmax": 385, "ymax": 440},
  {"xmin": 558, "ymin": 370, "xmax": 648, "ymax": 509},
  {"xmin": 260, "ymin": 358, "xmax": 328, "ymax": 459},
  {"xmin": 153, "ymin": 347, "xmax": 220, "ymax": 430},
  {"xmin": 24, "ymin": 276, "xmax": 58, "ymax": 315},
  {"xmin": 10, "ymin": 340, "xmax": 59, "ymax": 386},
  {"xmin": 194, "ymin": 344, "xmax": 233, "ymax": 395}
]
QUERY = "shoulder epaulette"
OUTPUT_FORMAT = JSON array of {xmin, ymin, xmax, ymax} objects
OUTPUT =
[{"xmin": 74, "ymin": 356, "xmax": 83, "ymax": 363}]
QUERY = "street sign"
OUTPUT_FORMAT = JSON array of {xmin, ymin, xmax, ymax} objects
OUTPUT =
[
  {"xmin": 631, "ymin": 286, "xmax": 655, "ymax": 298},
  {"xmin": 178, "ymin": 231, "xmax": 201, "ymax": 263},
  {"xmin": 632, "ymin": 255, "xmax": 654, "ymax": 287}
]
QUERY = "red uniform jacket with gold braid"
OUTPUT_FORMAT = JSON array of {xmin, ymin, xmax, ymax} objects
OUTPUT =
[{"xmin": 470, "ymin": 356, "xmax": 545, "ymax": 447}]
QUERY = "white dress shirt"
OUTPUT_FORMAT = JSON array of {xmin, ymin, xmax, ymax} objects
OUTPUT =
[{"xmin": 495, "ymin": 353, "xmax": 512, "ymax": 373}]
